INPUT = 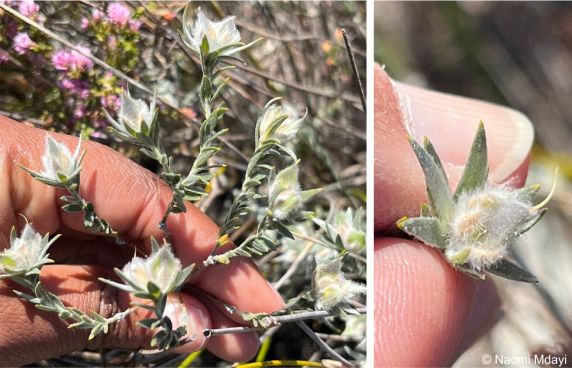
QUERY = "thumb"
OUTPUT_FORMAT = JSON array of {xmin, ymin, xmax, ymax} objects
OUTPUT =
[
  {"xmin": 374, "ymin": 63, "xmax": 534, "ymax": 231},
  {"xmin": 0, "ymin": 265, "xmax": 211, "ymax": 366}
]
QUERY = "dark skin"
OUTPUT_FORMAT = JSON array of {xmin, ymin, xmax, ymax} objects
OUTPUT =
[
  {"xmin": 0, "ymin": 116, "xmax": 284, "ymax": 366},
  {"xmin": 374, "ymin": 64, "xmax": 534, "ymax": 366}
]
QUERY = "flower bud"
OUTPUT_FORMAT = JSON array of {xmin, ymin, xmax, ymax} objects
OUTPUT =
[
  {"xmin": 0, "ymin": 223, "xmax": 57, "ymax": 277},
  {"xmin": 335, "ymin": 208, "xmax": 366, "ymax": 253},
  {"xmin": 182, "ymin": 7, "xmax": 241, "ymax": 56},
  {"xmin": 268, "ymin": 163, "xmax": 319, "ymax": 220},
  {"xmin": 107, "ymin": 241, "xmax": 194, "ymax": 297},
  {"xmin": 105, "ymin": 89, "xmax": 158, "ymax": 143},
  {"xmin": 257, "ymin": 100, "xmax": 305, "ymax": 146},
  {"xmin": 22, "ymin": 135, "xmax": 83, "ymax": 187},
  {"xmin": 313, "ymin": 257, "xmax": 366, "ymax": 310},
  {"xmin": 398, "ymin": 122, "xmax": 553, "ymax": 282}
]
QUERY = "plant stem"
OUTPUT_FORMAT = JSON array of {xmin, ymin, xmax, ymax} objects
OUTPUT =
[
  {"xmin": 202, "ymin": 307, "xmax": 366, "ymax": 337},
  {"xmin": 291, "ymin": 231, "xmax": 366, "ymax": 263},
  {"xmin": 296, "ymin": 321, "xmax": 354, "ymax": 367},
  {"xmin": 341, "ymin": 29, "xmax": 366, "ymax": 113},
  {"xmin": 66, "ymin": 184, "xmax": 124, "ymax": 244}
]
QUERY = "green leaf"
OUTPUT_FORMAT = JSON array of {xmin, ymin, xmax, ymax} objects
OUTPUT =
[
  {"xmin": 88, "ymin": 323, "xmax": 105, "ymax": 340},
  {"xmin": 517, "ymin": 209, "xmax": 547, "ymax": 236},
  {"xmin": 408, "ymin": 137, "xmax": 454, "ymax": 220},
  {"xmin": 162, "ymin": 315, "xmax": 173, "ymax": 330},
  {"xmin": 486, "ymin": 259, "xmax": 538, "ymax": 283},
  {"xmin": 454, "ymin": 122, "xmax": 489, "ymax": 199},
  {"xmin": 200, "ymin": 35, "xmax": 210, "ymax": 58},
  {"xmin": 516, "ymin": 184, "xmax": 541, "ymax": 202},
  {"xmin": 62, "ymin": 203, "xmax": 83, "ymax": 213},
  {"xmin": 423, "ymin": 137, "xmax": 446, "ymax": 180},
  {"xmin": 396, "ymin": 216, "xmax": 447, "ymax": 248},
  {"xmin": 272, "ymin": 220, "xmax": 294, "ymax": 240},
  {"xmin": 155, "ymin": 293, "xmax": 167, "ymax": 316},
  {"xmin": 139, "ymin": 318, "xmax": 161, "ymax": 329}
]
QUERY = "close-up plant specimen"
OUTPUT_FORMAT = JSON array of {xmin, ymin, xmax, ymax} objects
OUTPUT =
[
  {"xmin": 0, "ymin": 1, "xmax": 366, "ymax": 367},
  {"xmin": 397, "ymin": 122, "xmax": 555, "ymax": 283}
]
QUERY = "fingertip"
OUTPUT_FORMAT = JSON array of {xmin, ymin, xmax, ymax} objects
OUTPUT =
[
  {"xmin": 164, "ymin": 293, "xmax": 212, "ymax": 354},
  {"xmin": 195, "ymin": 258, "xmax": 285, "ymax": 314},
  {"xmin": 375, "ymin": 237, "xmax": 478, "ymax": 367},
  {"xmin": 392, "ymin": 81, "xmax": 534, "ymax": 184},
  {"xmin": 203, "ymin": 302, "xmax": 261, "ymax": 362},
  {"xmin": 453, "ymin": 279, "xmax": 502, "ymax": 359},
  {"xmin": 206, "ymin": 331, "xmax": 260, "ymax": 363},
  {"xmin": 374, "ymin": 72, "xmax": 534, "ymax": 232}
]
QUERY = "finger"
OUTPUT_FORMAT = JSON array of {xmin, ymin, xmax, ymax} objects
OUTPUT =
[
  {"xmin": 0, "ymin": 117, "xmax": 283, "ymax": 313},
  {"xmin": 194, "ymin": 259, "xmax": 284, "ymax": 315},
  {"xmin": 202, "ymin": 297, "xmax": 261, "ymax": 362},
  {"xmin": 0, "ymin": 265, "xmax": 210, "ymax": 366},
  {"xmin": 453, "ymin": 279, "xmax": 502, "ymax": 358},
  {"xmin": 374, "ymin": 64, "xmax": 534, "ymax": 231},
  {"xmin": 375, "ymin": 237, "xmax": 500, "ymax": 367}
]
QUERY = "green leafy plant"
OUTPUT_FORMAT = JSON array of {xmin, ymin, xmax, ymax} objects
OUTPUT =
[{"xmin": 1, "ymin": 4, "xmax": 366, "ymax": 366}]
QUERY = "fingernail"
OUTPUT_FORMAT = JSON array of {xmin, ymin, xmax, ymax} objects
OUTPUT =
[
  {"xmin": 393, "ymin": 81, "xmax": 534, "ymax": 182},
  {"xmin": 141, "ymin": 294, "xmax": 209, "ymax": 354},
  {"xmin": 164, "ymin": 294, "xmax": 209, "ymax": 353}
]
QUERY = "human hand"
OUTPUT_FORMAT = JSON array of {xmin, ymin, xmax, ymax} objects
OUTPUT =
[
  {"xmin": 374, "ymin": 64, "xmax": 534, "ymax": 366},
  {"xmin": 0, "ymin": 117, "xmax": 284, "ymax": 366}
]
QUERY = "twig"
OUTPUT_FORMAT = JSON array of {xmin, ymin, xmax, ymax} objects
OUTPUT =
[
  {"xmin": 227, "ymin": 60, "xmax": 362, "ymax": 105},
  {"xmin": 315, "ymin": 333, "xmax": 362, "ymax": 343},
  {"xmin": 273, "ymin": 241, "xmax": 314, "ymax": 290},
  {"xmin": 236, "ymin": 20, "xmax": 318, "ymax": 42},
  {"xmin": 296, "ymin": 321, "xmax": 354, "ymax": 367},
  {"xmin": 204, "ymin": 326, "xmax": 265, "ymax": 338},
  {"xmin": 202, "ymin": 307, "xmax": 367, "ymax": 337},
  {"xmin": 319, "ymin": 116, "xmax": 366, "ymax": 141},
  {"xmin": 270, "ymin": 307, "xmax": 366, "ymax": 324},
  {"xmin": 341, "ymin": 29, "xmax": 366, "ymax": 113},
  {"xmin": 291, "ymin": 231, "xmax": 367, "ymax": 263}
]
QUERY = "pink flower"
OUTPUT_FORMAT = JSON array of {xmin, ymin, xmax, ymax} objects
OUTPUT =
[
  {"xmin": 101, "ymin": 94, "xmax": 120, "ymax": 111},
  {"xmin": 80, "ymin": 17, "xmax": 89, "ymax": 30},
  {"xmin": 52, "ymin": 50, "xmax": 74, "ymax": 70},
  {"xmin": 59, "ymin": 78, "xmax": 75, "ymax": 90},
  {"xmin": 51, "ymin": 47, "xmax": 93, "ymax": 73},
  {"xmin": 107, "ymin": 36, "xmax": 117, "ymax": 49},
  {"xmin": 92, "ymin": 9, "xmax": 103, "ymax": 21},
  {"xmin": 13, "ymin": 33, "xmax": 35, "ymax": 55},
  {"xmin": 0, "ymin": 49, "xmax": 9, "ymax": 63},
  {"xmin": 71, "ymin": 46, "xmax": 93, "ymax": 70},
  {"xmin": 18, "ymin": 0, "xmax": 39, "ymax": 17},
  {"xmin": 107, "ymin": 3, "xmax": 130, "ymax": 27},
  {"xmin": 78, "ymin": 88, "xmax": 90, "ymax": 100},
  {"xmin": 128, "ymin": 19, "xmax": 142, "ymax": 31},
  {"xmin": 73, "ymin": 105, "xmax": 86, "ymax": 119}
]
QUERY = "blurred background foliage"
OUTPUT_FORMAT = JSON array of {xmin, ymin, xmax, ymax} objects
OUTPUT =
[
  {"xmin": 376, "ymin": 2, "xmax": 572, "ymax": 366},
  {"xmin": 1, "ymin": 0, "xmax": 366, "ymax": 366}
]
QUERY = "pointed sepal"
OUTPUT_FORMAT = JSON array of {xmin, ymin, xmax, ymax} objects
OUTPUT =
[
  {"xmin": 396, "ymin": 216, "xmax": 447, "ymax": 248},
  {"xmin": 486, "ymin": 259, "xmax": 538, "ymax": 283},
  {"xmin": 454, "ymin": 121, "xmax": 489, "ymax": 199},
  {"xmin": 408, "ymin": 136, "xmax": 454, "ymax": 220}
]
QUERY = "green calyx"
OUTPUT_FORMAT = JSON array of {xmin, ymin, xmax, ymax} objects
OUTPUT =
[{"xmin": 398, "ymin": 122, "xmax": 547, "ymax": 283}]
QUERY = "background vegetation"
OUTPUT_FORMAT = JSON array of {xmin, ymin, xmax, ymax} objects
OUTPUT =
[
  {"xmin": 0, "ymin": 1, "xmax": 366, "ymax": 366},
  {"xmin": 376, "ymin": 2, "xmax": 572, "ymax": 366}
]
